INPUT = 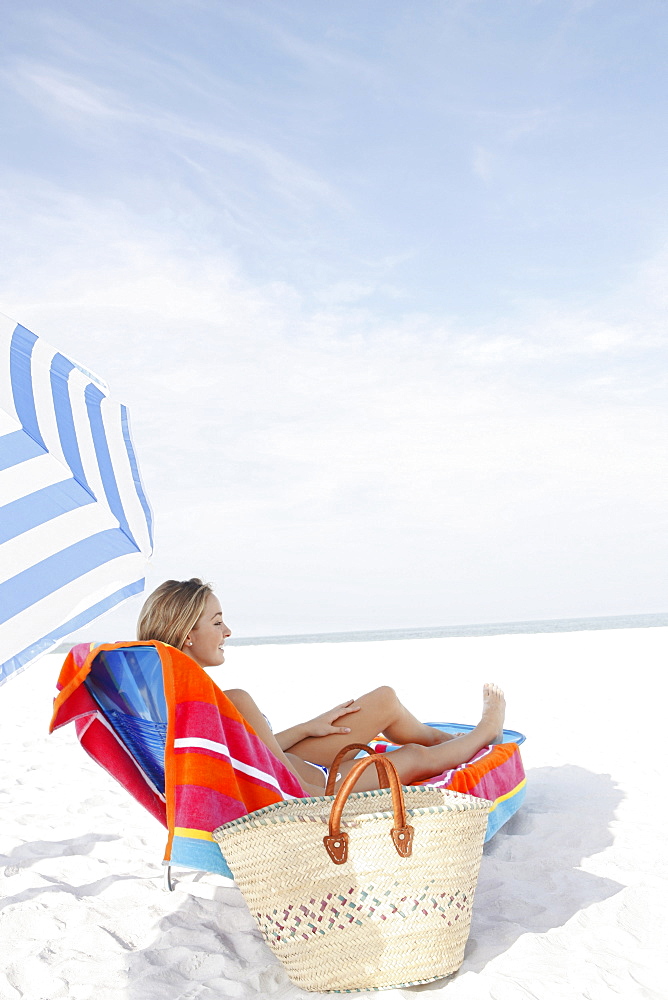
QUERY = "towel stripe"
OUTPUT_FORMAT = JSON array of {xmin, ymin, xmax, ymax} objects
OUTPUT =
[
  {"xmin": 488, "ymin": 776, "xmax": 527, "ymax": 812},
  {"xmin": 174, "ymin": 826, "xmax": 215, "ymax": 841},
  {"xmin": 173, "ymin": 736, "xmax": 284, "ymax": 792}
]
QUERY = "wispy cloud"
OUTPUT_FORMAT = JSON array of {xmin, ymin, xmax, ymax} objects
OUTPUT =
[
  {"xmin": 12, "ymin": 64, "xmax": 125, "ymax": 119},
  {"xmin": 7, "ymin": 61, "xmax": 344, "ymax": 212},
  {"xmin": 215, "ymin": 1, "xmax": 386, "ymax": 90}
]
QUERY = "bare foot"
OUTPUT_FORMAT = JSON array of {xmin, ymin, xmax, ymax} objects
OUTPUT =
[{"xmin": 481, "ymin": 683, "xmax": 506, "ymax": 745}]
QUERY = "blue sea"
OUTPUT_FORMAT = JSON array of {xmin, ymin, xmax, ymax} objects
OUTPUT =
[{"xmin": 228, "ymin": 611, "xmax": 668, "ymax": 647}]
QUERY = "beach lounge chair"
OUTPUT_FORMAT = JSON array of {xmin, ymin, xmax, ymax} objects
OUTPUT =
[
  {"xmin": 78, "ymin": 643, "xmax": 195, "ymax": 889},
  {"xmin": 50, "ymin": 641, "xmax": 306, "ymax": 891},
  {"xmin": 50, "ymin": 642, "xmax": 527, "ymax": 889}
]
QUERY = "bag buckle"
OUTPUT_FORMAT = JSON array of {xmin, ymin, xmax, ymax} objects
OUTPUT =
[
  {"xmin": 323, "ymin": 832, "xmax": 349, "ymax": 864},
  {"xmin": 391, "ymin": 825, "xmax": 414, "ymax": 857}
]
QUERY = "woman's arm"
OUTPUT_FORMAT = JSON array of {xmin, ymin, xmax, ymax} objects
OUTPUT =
[
  {"xmin": 223, "ymin": 687, "xmax": 326, "ymax": 795},
  {"xmin": 275, "ymin": 721, "xmax": 311, "ymax": 752},
  {"xmin": 275, "ymin": 700, "xmax": 361, "ymax": 751}
]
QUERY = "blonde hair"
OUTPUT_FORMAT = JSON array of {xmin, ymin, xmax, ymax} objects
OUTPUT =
[{"xmin": 137, "ymin": 578, "xmax": 214, "ymax": 650}]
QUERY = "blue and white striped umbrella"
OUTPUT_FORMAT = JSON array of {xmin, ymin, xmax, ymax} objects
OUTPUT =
[{"xmin": 0, "ymin": 314, "xmax": 154, "ymax": 685}]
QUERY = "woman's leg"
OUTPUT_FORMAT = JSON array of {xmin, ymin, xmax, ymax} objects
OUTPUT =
[
  {"xmin": 335, "ymin": 684, "xmax": 506, "ymax": 791},
  {"xmin": 287, "ymin": 685, "xmax": 466, "ymax": 767},
  {"xmin": 224, "ymin": 688, "xmax": 326, "ymax": 796},
  {"xmin": 224, "ymin": 683, "xmax": 505, "ymax": 796}
]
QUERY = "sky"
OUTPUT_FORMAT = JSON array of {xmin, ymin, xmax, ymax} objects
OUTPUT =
[{"xmin": 1, "ymin": 0, "xmax": 666, "ymax": 637}]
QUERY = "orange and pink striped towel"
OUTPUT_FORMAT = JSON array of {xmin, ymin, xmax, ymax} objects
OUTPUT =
[{"xmin": 50, "ymin": 641, "xmax": 306, "ymax": 876}]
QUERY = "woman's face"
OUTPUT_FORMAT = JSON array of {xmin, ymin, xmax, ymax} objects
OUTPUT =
[{"xmin": 183, "ymin": 593, "xmax": 231, "ymax": 668}]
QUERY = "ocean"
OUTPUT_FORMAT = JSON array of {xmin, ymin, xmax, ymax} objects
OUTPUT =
[
  {"xmin": 227, "ymin": 611, "xmax": 668, "ymax": 647},
  {"xmin": 53, "ymin": 611, "xmax": 668, "ymax": 655}
]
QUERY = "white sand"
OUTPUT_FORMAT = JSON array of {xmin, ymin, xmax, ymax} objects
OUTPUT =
[{"xmin": 1, "ymin": 626, "xmax": 666, "ymax": 999}]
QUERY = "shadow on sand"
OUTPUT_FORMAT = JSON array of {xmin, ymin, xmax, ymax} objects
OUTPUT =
[
  {"xmin": 404, "ymin": 764, "xmax": 625, "ymax": 992},
  {"xmin": 0, "ymin": 833, "xmax": 120, "ymax": 872},
  {"xmin": 0, "ymin": 833, "xmax": 127, "ymax": 913}
]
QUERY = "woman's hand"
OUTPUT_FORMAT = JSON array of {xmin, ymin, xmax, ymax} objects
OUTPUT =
[
  {"xmin": 304, "ymin": 699, "xmax": 361, "ymax": 739},
  {"xmin": 275, "ymin": 700, "xmax": 362, "ymax": 751}
]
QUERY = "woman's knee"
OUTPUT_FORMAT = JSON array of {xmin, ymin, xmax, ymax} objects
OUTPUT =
[
  {"xmin": 397, "ymin": 742, "xmax": 429, "ymax": 762},
  {"xmin": 361, "ymin": 685, "xmax": 401, "ymax": 724},
  {"xmin": 365, "ymin": 685, "xmax": 399, "ymax": 710},
  {"xmin": 387, "ymin": 743, "xmax": 430, "ymax": 781}
]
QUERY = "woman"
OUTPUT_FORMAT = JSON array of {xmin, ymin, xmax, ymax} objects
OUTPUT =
[{"xmin": 137, "ymin": 578, "xmax": 506, "ymax": 797}]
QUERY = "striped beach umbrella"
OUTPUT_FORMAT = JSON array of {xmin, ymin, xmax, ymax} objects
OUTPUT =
[{"xmin": 0, "ymin": 313, "xmax": 154, "ymax": 686}]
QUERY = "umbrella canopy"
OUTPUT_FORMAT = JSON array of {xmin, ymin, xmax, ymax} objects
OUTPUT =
[{"xmin": 0, "ymin": 313, "xmax": 154, "ymax": 685}]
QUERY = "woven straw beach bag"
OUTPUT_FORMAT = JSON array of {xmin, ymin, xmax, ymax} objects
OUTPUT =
[{"xmin": 213, "ymin": 749, "xmax": 491, "ymax": 993}]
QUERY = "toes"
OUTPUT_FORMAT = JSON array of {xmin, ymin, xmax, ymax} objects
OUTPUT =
[{"xmin": 483, "ymin": 683, "xmax": 505, "ymax": 702}]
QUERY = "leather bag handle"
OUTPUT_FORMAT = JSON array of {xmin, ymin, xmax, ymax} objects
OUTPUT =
[
  {"xmin": 323, "ymin": 753, "xmax": 414, "ymax": 865},
  {"xmin": 324, "ymin": 743, "xmax": 388, "ymax": 796}
]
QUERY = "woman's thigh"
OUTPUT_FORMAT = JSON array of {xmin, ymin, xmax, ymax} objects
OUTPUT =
[{"xmin": 288, "ymin": 686, "xmax": 398, "ymax": 767}]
